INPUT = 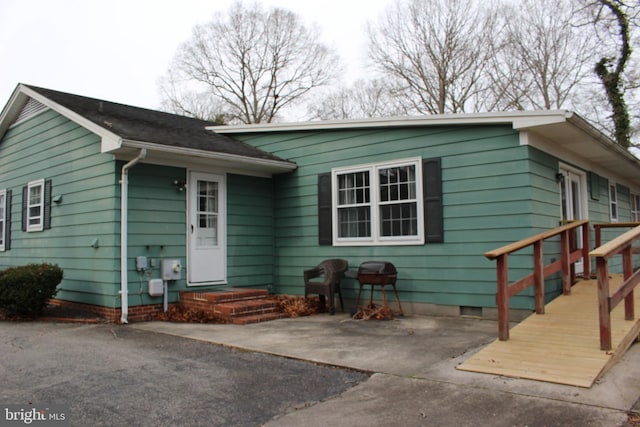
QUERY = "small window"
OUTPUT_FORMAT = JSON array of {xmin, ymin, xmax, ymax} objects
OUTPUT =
[
  {"xmin": 0, "ymin": 189, "xmax": 6, "ymax": 251},
  {"xmin": 609, "ymin": 183, "xmax": 618, "ymax": 222},
  {"xmin": 632, "ymin": 193, "xmax": 640, "ymax": 222},
  {"xmin": 332, "ymin": 158, "xmax": 423, "ymax": 245},
  {"xmin": 26, "ymin": 179, "xmax": 45, "ymax": 232}
]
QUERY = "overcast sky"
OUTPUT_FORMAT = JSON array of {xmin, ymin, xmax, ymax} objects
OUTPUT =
[{"xmin": 0, "ymin": 0, "xmax": 393, "ymax": 112}]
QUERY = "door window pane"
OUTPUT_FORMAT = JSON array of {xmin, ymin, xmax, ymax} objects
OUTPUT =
[{"xmin": 196, "ymin": 181, "xmax": 218, "ymax": 246}]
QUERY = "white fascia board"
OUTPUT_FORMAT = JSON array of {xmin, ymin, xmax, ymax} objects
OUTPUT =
[
  {"xmin": 8, "ymin": 85, "xmax": 123, "ymax": 152},
  {"xmin": 0, "ymin": 88, "xmax": 27, "ymax": 137},
  {"xmin": 118, "ymin": 139, "xmax": 297, "ymax": 174},
  {"xmin": 511, "ymin": 112, "xmax": 570, "ymax": 129},
  {"xmin": 208, "ymin": 110, "xmax": 572, "ymax": 134}
]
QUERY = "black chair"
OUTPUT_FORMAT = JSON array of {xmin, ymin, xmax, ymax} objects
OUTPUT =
[{"xmin": 304, "ymin": 259, "xmax": 348, "ymax": 314}]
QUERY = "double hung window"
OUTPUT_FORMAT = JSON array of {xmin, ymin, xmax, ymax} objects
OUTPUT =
[
  {"xmin": 26, "ymin": 179, "xmax": 45, "ymax": 232},
  {"xmin": 333, "ymin": 158, "xmax": 423, "ymax": 245}
]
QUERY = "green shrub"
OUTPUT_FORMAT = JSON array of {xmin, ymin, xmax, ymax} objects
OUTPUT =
[{"xmin": 0, "ymin": 264, "xmax": 63, "ymax": 315}]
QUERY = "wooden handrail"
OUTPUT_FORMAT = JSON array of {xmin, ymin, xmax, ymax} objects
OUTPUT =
[
  {"xmin": 591, "ymin": 226, "xmax": 640, "ymax": 259},
  {"xmin": 589, "ymin": 224, "xmax": 640, "ymax": 350},
  {"xmin": 593, "ymin": 222, "xmax": 640, "ymax": 248},
  {"xmin": 485, "ymin": 220, "xmax": 589, "ymax": 260},
  {"xmin": 485, "ymin": 220, "xmax": 591, "ymax": 341}
]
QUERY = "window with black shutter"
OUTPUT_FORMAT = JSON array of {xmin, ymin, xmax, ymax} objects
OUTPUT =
[
  {"xmin": 22, "ymin": 179, "xmax": 52, "ymax": 232},
  {"xmin": 318, "ymin": 157, "xmax": 443, "ymax": 246}
]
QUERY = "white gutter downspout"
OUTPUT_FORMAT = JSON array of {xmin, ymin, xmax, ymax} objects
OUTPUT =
[{"xmin": 120, "ymin": 149, "xmax": 147, "ymax": 324}]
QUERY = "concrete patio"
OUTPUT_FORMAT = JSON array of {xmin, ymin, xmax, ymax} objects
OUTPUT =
[{"xmin": 132, "ymin": 313, "xmax": 640, "ymax": 426}]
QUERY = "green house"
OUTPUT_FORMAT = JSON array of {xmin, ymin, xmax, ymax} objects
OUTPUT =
[{"xmin": 1, "ymin": 84, "xmax": 639, "ymax": 322}]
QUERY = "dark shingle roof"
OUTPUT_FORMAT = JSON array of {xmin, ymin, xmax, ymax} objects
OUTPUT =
[{"xmin": 24, "ymin": 85, "xmax": 290, "ymax": 164}]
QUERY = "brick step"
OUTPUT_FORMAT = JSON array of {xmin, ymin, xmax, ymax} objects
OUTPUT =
[
  {"xmin": 180, "ymin": 288, "xmax": 269, "ymax": 304},
  {"xmin": 179, "ymin": 288, "xmax": 289, "ymax": 325},
  {"xmin": 213, "ymin": 299, "xmax": 280, "ymax": 318}
]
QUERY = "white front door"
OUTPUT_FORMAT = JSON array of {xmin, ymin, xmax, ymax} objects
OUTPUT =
[
  {"xmin": 559, "ymin": 165, "xmax": 587, "ymax": 274},
  {"xmin": 188, "ymin": 172, "xmax": 226, "ymax": 284}
]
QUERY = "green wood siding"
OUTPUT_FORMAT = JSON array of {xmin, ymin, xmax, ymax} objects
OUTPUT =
[
  {"xmin": 125, "ymin": 170, "xmax": 277, "ymax": 302},
  {"xmin": 237, "ymin": 125, "xmax": 545, "ymax": 309},
  {"xmin": 227, "ymin": 174, "xmax": 275, "ymax": 289},
  {"xmin": 0, "ymin": 109, "xmax": 119, "ymax": 306},
  {"xmin": 126, "ymin": 164, "xmax": 187, "ymax": 306}
]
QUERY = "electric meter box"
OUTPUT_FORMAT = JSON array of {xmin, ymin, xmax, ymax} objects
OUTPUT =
[{"xmin": 161, "ymin": 259, "xmax": 182, "ymax": 281}]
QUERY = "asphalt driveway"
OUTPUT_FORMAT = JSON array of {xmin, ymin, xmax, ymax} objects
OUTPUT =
[{"xmin": 0, "ymin": 322, "xmax": 368, "ymax": 426}]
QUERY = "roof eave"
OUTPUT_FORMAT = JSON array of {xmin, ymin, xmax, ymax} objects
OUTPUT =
[
  {"xmin": 208, "ymin": 110, "xmax": 572, "ymax": 134},
  {"xmin": 115, "ymin": 139, "xmax": 297, "ymax": 175},
  {"xmin": 0, "ymin": 84, "xmax": 124, "ymax": 150}
]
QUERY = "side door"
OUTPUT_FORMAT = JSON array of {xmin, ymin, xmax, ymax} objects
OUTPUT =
[
  {"xmin": 188, "ymin": 171, "xmax": 226, "ymax": 284},
  {"xmin": 559, "ymin": 165, "xmax": 588, "ymax": 274}
]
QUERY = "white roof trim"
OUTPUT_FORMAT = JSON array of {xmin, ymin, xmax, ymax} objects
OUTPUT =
[
  {"xmin": 0, "ymin": 84, "xmax": 124, "ymax": 152},
  {"xmin": 209, "ymin": 109, "xmax": 640, "ymax": 184},
  {"xmin": 120, "ymin": 140, "xmax": 297, "ymax": 173},
  {"xmin": 209, "ymin": 110, "xmax": 574, "ymax": 133}
]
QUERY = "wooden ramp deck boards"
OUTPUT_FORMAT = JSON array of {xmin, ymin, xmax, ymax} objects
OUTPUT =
[{"xmin": 457, "ymin": 276, "xmax": 640, "ymax": 388}]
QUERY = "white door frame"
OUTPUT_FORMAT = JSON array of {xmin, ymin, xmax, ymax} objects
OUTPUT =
[
  {"xmin": 558, "ymin": 164, "xmax": 588, "ymax": 274},
  {"xmin": 187, "ymin": 171, "xmax": 227, "ymax": 285},
  {"xmin": 558, "ymin": 164, "xmax": 588, "ymax": 222}
]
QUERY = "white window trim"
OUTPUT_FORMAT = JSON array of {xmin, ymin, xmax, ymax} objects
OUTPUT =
[
  {"xmin": 609, "ymin": 182, "xmax": 618, "ymax": 223},
  {"xmin": 0, "ymin": 189, "xmax": 6, "ymax": 251},
  {"xmin": 632, "ymin": 192, "xmax": 640, "ymax": 222},
  {"xmin": 27, "ymin": 179, "xmax": 45, "ymax": 232},
  {"xmin": 331, "ymin": 157, "xmax": 424, "ymax": 246}
]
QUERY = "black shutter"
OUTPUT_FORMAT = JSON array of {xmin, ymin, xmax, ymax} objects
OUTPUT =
[
  {"xmin": 318, "ymin": 172, "xmax": 332, "ymax": 245},
  {"xmin": 5, "ymin": 190, "xmax": 11, "ymax": 250},
  {"xmin": 21, "ymin": 186, "xmax": 27, "ymax": 232},
  {"xmin": 43, "ymin": 179, "xmax": 52, "ymax": 230},
  {"xmin": 423, "ymin": 158, "xmax": 444, "ymax": 243}
]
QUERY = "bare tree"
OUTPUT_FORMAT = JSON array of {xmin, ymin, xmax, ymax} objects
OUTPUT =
[
  {"xmin": 307, "ymin": 79, "xmax": 407, "ymax": 120},
  {"xmin": 485, "ymin": 0, "xmax": 594, "ymax": 112},
  {"xmin": 367, "ymin": 0, "xmax": 495, "ymax": 114},
  {"xmin": 159, "ymin": 2, "xmax": 341, "ymax": 124},
  {"xmin": 158, "ymin": 69, "xmax": 229, "ymax": 124}
]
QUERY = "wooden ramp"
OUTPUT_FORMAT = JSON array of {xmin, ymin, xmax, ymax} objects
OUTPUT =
[{"xmin": 457, "ymin": 276, "xmax": 640, "ymax": 388}]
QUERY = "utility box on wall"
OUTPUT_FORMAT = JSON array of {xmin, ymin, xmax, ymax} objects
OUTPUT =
[
  {"xmin": 161, "ymin": 259, "xmax": 182, "ymax": 281},
  {"xmin": 148, "ymin": 279, "xmax": 164, "ymax": 297}
]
